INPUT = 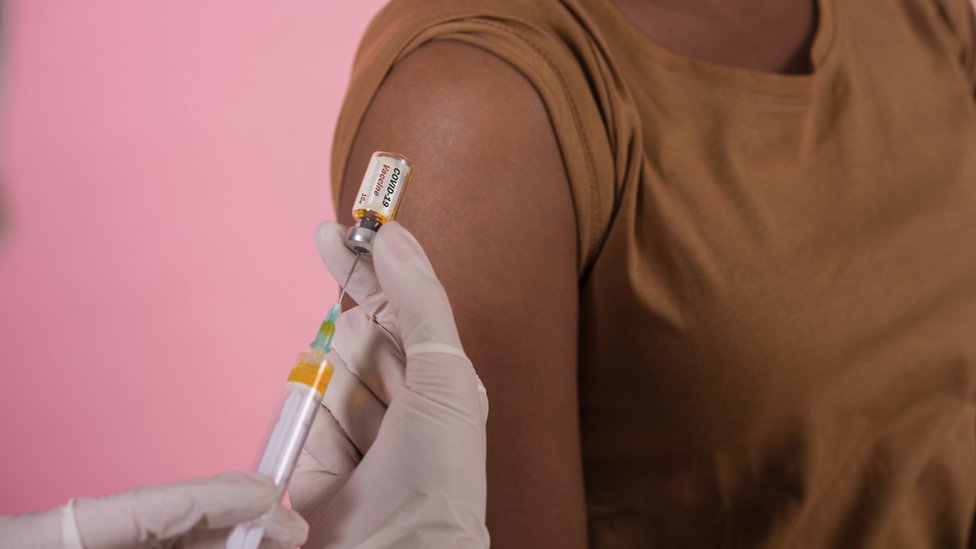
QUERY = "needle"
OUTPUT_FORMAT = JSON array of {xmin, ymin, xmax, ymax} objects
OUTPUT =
[
  {"xmin": 311, "ymin": 253, "xmax": 362, "ymax": 353},
  {"xmin": 336, "ymin": 252, "xmax": 361, "ymax": 305}
]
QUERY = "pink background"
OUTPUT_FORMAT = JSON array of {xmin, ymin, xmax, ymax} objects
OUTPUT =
[
  {"xmin": 4, "ymin": 0, "xmax": 975, "ymax": 522},
  {"xmin": 0, "ymin": 1, "xmax": 386, "ymax": 515}
]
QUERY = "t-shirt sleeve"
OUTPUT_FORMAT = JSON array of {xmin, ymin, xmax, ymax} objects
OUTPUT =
[
  {"xmin": 968, "ymin": 0, "xmax": 976, "ymax": 93},
  {"xmin": 961, "ymin": 0, "xmax": 976, "ymax": 93},
  {"xmin": 934, "ymin": 0, "xmax": 976, "ymax": 96},
  {"xmin": 330, "ymin": 0, "xmax": 620, "ymax": 276}
]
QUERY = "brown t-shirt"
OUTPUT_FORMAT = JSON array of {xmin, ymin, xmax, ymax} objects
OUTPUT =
[{"xmin": 331, "ymin": 0, "xmax": 976, "ymax": 546}]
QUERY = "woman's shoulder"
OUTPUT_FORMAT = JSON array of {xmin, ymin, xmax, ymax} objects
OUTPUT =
[{"xmin": 336, "ymin": 0, "xmax": 625, "ymax": 274}]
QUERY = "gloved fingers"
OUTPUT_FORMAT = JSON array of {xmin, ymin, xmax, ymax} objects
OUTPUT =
[
  {"xmin": 333, "ymin": 305, "xmax": 406, "ymax": 406},
  {"xmin": 322, "ymin": 350, "xmax": 388, "ymax": 455},
  {"xmin": 73, "ymin": 472, "xmax": 277, "ymax": 547},
  {"xmin": 297, "ymin": 404, "xmax": 359, "ymax": 482},
  {"xmin": 371, "ymin": 222, "xmax": 488, "ymax": 422},
  {"xmin": 401, "ymin": 349, "xmax": 490, "ymax": 427},
  {"xmin": 290, "ymin": 405, "xmax": 357, "ymax": 526},
  {"xmin": 289, "ymin": 449, "xmax": 349, "ymax": 520},
  {"xmin": 371, "ymin": 222, "xmax": 463, "ymax": 351},
  {"xmin": 315, "ymin": 221, "xmax": 397, "ymax": 326},
  {"xmin": 256, "ymin": 505, "xmax": 309, "ymax": 549},
  {"xmin": 177, "ymin": 505, "xmax": 308, "ymax": 549}
]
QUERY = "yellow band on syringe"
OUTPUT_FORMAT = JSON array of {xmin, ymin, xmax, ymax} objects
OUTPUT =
[{"xmin": 287, "ymin": 358, "xmax": 334, "ymax": 396}]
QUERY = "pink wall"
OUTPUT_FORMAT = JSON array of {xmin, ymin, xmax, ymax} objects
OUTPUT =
[
  {"xmin": 0, "ymin": 1, "xmax": 387, "ymax": 515},
  {"xmin": 4, "ymin": 0, "xmax": 974, "ymax": 522}
]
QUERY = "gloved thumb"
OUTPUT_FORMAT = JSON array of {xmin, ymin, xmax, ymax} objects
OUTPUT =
[
  {"xmin": 372, "ymin": 222, "xmax": 487, "ymax": 417},
  {"xmin": 371, "ymin": 222, "xmax": 464, "ymax": 352}
]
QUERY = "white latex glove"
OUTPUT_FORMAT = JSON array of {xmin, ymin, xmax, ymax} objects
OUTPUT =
[
  {"xmin": 289, "ymin": 220, "xmax": 489, "ymax": 548},
  {"xmin": 0, "ymin": 472, "xmax": 307, "ymax": 549}
]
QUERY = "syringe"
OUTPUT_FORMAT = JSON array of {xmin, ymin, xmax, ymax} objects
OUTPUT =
[
  {"xmin": 224, "ymin": 305, "xmax": 340, "ymax": 549},
  {"xmin": 226, "ymin": 151, "xmax": 413, "ymax": 549}
]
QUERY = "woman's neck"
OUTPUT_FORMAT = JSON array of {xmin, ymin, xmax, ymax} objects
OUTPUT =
[{"xmin": 608, "ymin": 0, "xmax": 819, "ymax": 74}]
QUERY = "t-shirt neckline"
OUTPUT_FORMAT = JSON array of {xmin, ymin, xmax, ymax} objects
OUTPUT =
[{"xmin": 596, "ymin": 0, "xmax": 837, "ymax": 99}]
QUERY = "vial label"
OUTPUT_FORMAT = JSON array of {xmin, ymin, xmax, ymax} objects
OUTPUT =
[{"xmin": 352, "ymin": 151, "xmax": 413, "ymax": 223}]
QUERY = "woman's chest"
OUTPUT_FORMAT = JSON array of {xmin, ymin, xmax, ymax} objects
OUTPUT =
[{"xmin": 581, "ymin": 38, "xmax": 976, "ymax": 440}]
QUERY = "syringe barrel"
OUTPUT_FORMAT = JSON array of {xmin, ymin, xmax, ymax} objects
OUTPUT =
[
  {"xmin": 255, "ymin": 382, "xmax": 323, "ymax": 491},
  {"xmin": 226, "ymin": 352, "xmax": 333, "ymax": 549}
]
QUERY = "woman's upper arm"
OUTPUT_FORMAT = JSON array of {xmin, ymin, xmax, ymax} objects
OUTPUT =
[{"xmin": 336, "ymin": 40, "xmax": 587, "ymax": 547}]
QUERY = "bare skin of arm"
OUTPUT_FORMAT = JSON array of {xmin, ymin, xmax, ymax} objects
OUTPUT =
[{"xmin": 336, "ymin": 41, "xmax": 587, "ymax": 547}]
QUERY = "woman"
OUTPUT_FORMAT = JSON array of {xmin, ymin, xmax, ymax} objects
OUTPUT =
[{"xmin": 314, "ymin": 0, "xmax": 976, "ymax": 546}]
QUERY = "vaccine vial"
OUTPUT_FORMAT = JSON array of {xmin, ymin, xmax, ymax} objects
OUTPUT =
[{"xmin": 346, "ymin": 151, "xmax": 414, "ymax": 255}]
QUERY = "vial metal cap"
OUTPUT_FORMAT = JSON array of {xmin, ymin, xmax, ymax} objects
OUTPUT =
[{"xmin": 345, "ymin": 226, "xmax": 376, "ymax": 255}]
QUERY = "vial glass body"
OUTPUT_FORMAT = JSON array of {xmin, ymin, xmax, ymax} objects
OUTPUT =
[{"xmin": 346, "ymin": 151, "xmax": 413, "ymax": 255}]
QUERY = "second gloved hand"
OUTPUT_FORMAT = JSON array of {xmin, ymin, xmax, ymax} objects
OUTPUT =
[
  {"xmin": 0, "ymin": 472, "xmax": 307, "ymax": 549},
  {"xmin": 289, "ymin": 221, "xmax": 489, "ymax": 548}
]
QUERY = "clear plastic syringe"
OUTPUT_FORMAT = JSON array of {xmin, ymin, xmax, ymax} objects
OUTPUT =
[
  {"xmin": 226, "ymin": 151, "xmax": 413, "ymax": 549},
  {"xmin": 225, "ymin": 303, "xmax": 341, "ymax": 549}
]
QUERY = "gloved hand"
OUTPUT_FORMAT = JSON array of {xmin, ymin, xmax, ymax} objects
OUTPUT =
[
  {"xmin": 289, "ymin": 220, "xmax": 489, "ymax": 548},
  {"xmin": 0, "ymin": 471, "xmax": 307, "ymax": 549}
]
